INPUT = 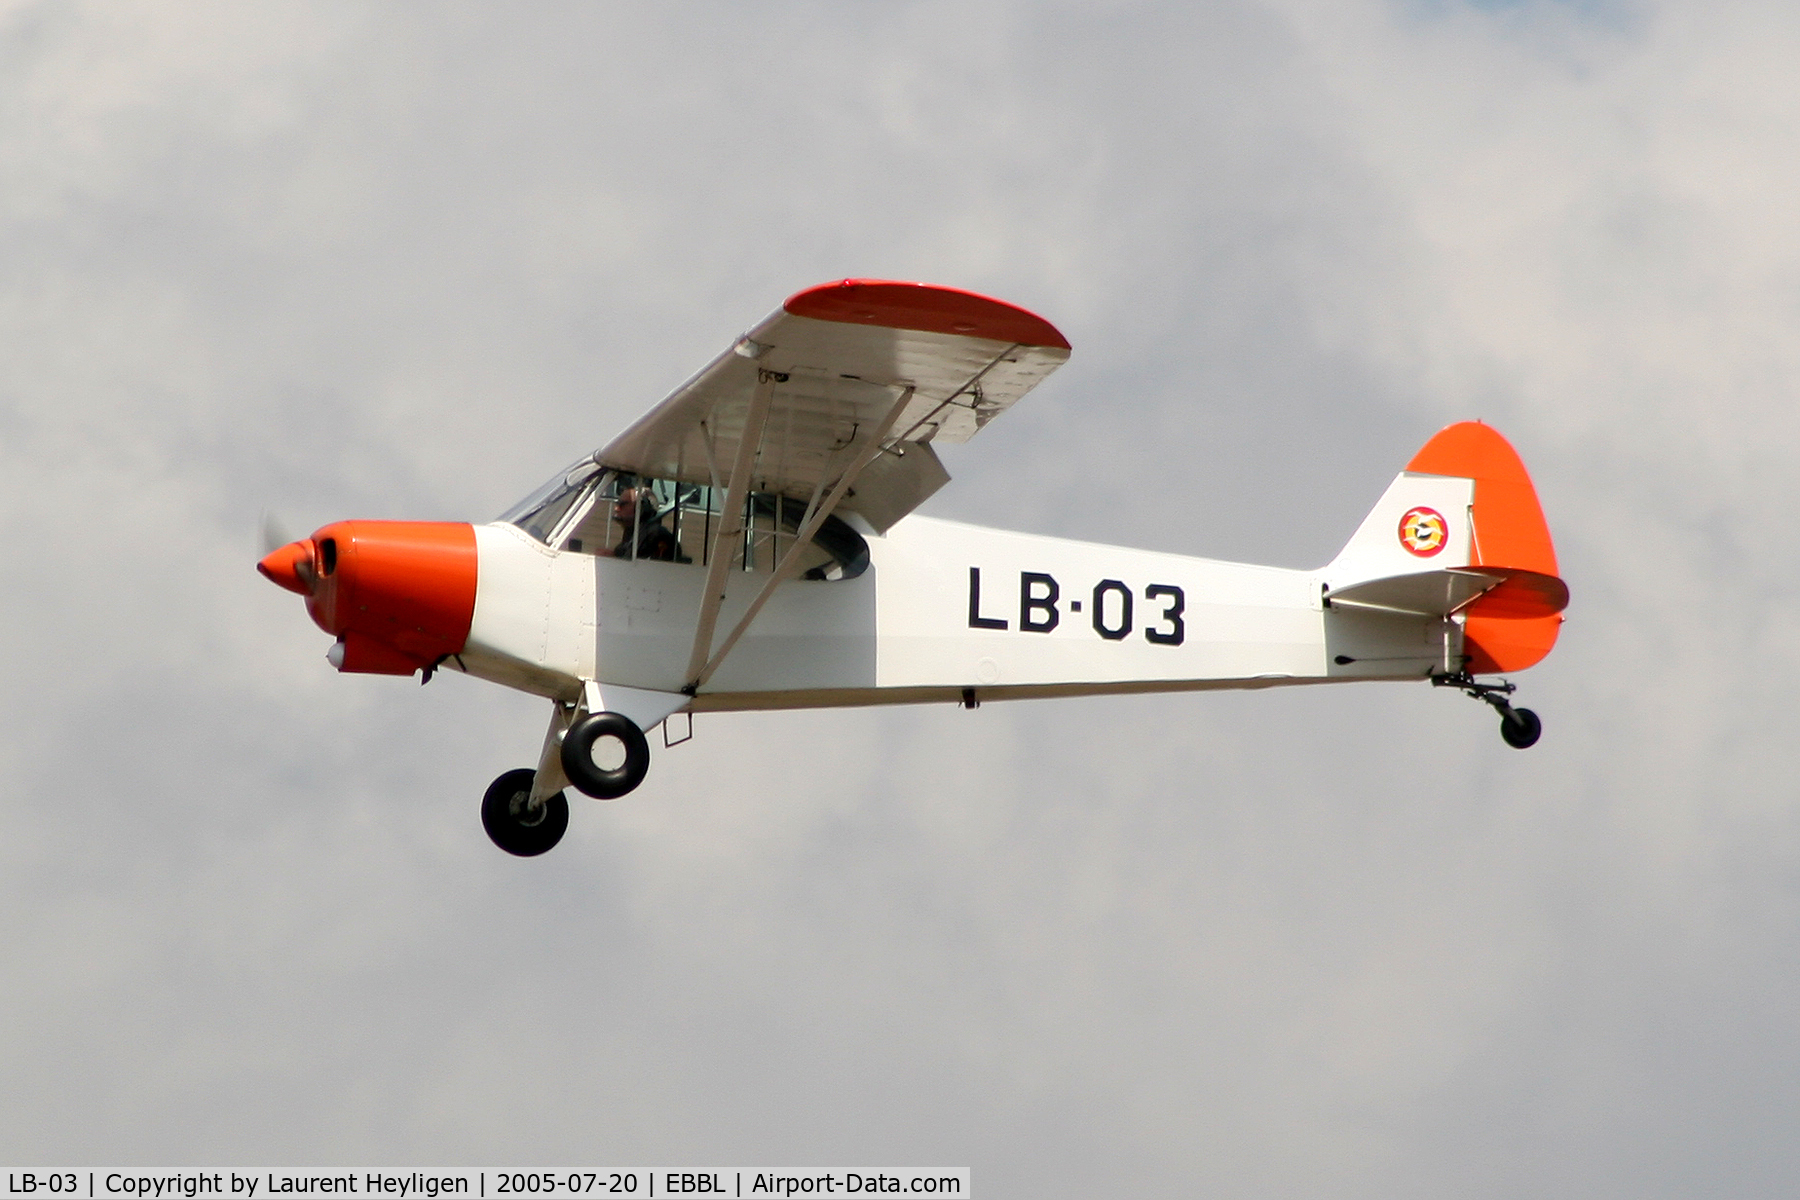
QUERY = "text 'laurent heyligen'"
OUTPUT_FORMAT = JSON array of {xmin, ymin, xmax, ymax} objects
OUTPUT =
[{"xmin": 220, "ymin": 1177, "xmax": 470, "ymax": 1199}]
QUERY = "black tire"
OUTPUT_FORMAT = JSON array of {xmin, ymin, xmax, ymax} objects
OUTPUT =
[
  {"xmin": 1500, "ymin": 707, "xmax": 1542, "ymax": 750},
  {"xmin": 481, "ymin": 768, "xmax": 569, "ymax": 856},
  {"xmin": 560, "ymin": 711, "xmax": 651, "ymax": 799}
]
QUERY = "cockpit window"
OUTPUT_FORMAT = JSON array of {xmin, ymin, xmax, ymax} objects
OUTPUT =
[
  {"xmin": 496, "ymin": 458, "xmax": 604, "ymax": 546},
  {"xmin": 501, "ymin": 463, "xmax": 868, "ymax": 581}
]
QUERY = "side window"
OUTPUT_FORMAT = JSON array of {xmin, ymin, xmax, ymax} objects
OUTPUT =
[
  {"xmin": 561, "ymin": 476, "xmax": 697, "ymax": 561},
  {"xmin": 513, "ymin": 467, "xmax": 869, "ymax": 581}
]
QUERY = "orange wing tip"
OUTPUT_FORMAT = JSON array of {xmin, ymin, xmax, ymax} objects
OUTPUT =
[{"xmin": 784, "ymin": 279, "xmax": 1071, "ymax": 350}]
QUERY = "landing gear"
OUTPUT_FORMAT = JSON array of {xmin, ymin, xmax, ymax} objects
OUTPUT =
[
  {"xmin": 1432, "ymin": 671, "xmax": 1543, "ymax": 750},
  {"xmin": 481, "ymin": 709, "xmax": 652, "ymax": 855},
  {"xmin": 1499, "ymin": 706, "xmax": 1542, "ymax": 749},
  {"xmin": 560, "ymin": 710, "xmax": 651, "ymax": 799},
  {"xmin": 481, "ymin": 767, "xmax": 569, "ymax": 856}
]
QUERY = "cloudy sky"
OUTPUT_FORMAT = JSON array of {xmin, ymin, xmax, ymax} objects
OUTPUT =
[{"xmin": 4, "ymin": 0, "xmax": 1798, "ymax": 1193}]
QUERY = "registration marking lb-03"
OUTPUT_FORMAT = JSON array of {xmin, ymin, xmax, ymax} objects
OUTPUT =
[{"xmin": 967, "ymin": 567, "xmax": 1185, "ymax": 645}]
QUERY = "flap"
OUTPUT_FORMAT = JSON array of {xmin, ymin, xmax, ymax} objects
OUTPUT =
[{"xmin": 840, "ymin": 440, "xmax": 951, "ymax": 534}]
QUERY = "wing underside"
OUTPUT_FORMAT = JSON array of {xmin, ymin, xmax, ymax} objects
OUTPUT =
[{"xmin": 597, "ymin": 280, "xmax": 1071, "ymax": 532}]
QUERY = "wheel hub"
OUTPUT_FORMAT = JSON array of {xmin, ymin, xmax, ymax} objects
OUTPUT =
[{"xmin": 508, "ymin": 789, "xmax": 547, "ymax": 827}]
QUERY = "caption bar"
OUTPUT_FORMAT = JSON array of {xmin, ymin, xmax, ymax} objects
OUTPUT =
[{"xmin": 3, "ymin": 1174, "xmax": 968, "ymax": 1199}]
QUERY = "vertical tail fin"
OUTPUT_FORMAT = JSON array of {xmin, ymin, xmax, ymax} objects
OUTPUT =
[
  {"xmin": 1326, "ymin": 470, "xmax": 1478, "ymax": 581},
  {"xmin": 1328, "ymin": 422, "xmax": 1565, "ymax": 674}
]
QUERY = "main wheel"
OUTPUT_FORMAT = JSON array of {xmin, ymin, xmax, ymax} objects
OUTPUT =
[
  {"xmin": 560, "ymin": 710, "xmax": 651, "ymax": 799},
  {"xmin": 481, "ymin": 768, "xmax": 569, "ymax": 856},
  {"xmin": 1500, "ymin": 707, "xmax": 1542, "ymax": 750}
]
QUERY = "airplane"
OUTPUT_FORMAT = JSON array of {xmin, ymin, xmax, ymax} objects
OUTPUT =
[{"xmin": 258, "ymin": 279, "xmax": 1568, "ymax": 857}]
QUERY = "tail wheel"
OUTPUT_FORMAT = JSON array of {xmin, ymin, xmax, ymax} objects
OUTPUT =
[
  {"xmin": 1433, "ymin": 672, "xmax": 1544, "ymax": 751},
  {"xmin": 1500, "ymin": 707, "xmax": 1542, "ymax": 750},
  {"xmin": 561, "ymin": 711, "xmax": 651, "ymax": 799},
  {"xmin": 481, "ymin": 768, "xmax": 569, "ymax": 856}
]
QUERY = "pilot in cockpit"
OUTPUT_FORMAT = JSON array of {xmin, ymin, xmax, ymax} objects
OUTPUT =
[{"xmin": 608, "ymin": 486, "xmax": 678, "ymax": 561}]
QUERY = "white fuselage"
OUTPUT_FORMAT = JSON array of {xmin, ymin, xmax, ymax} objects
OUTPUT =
[{"xmin": 456, "ymin": 515, "xmax": 1461, "ymax": 712}]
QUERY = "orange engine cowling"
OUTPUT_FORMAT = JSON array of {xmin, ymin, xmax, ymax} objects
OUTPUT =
[{"xmin": 258, "ymin": 520, "xmax": 478, "ymax": 675}]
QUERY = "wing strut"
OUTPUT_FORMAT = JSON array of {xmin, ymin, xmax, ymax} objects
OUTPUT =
[
  {"xmin": 681, "ymin": 369, "xmax": 779, "ymax": 691},
  {"xmin": 686, "ymin": 385, "xmax": 915, "ymax": 694}
]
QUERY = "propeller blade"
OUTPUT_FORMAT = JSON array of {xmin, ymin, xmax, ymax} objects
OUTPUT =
[{"xmin": 260, "ymin": 510, "xmax": 293, "ymax": 557}]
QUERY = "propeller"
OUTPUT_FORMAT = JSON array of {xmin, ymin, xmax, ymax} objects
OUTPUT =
[{"xmin": 259, "ymin": 510, "xmax": 292, "ymax": 557}]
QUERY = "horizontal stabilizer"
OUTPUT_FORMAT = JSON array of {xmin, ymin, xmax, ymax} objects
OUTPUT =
[{"xmin": 1326, "ymin": 567, "xmax": 1568, "ymax": 618}]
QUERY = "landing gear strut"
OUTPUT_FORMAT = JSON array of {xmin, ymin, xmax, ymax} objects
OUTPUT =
[
  {"xmin": 1432, "ymin": 671, "xmax": 1542, "ymax": 749},
  {"xmin": 481, "ymin": 767, "xmax": 570, "ymax": 856}
]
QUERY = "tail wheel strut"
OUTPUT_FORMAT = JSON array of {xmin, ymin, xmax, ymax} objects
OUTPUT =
[{"xmin": 1432, "ymin": 671, "xmax": 1543, "ymax": 750}]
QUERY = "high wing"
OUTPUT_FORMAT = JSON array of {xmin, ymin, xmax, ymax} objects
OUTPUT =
[{"xmin": 598, "ymin": 279, "xmax": 1071, "ymax": 533}]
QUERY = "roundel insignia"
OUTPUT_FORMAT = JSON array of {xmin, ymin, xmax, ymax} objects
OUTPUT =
[{"xmin": 1398, "ymin": 506, "xmax": 1449, "ymax": 557}]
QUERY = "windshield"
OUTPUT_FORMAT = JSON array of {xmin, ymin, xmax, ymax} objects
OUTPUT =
[{"xmin": 497, "ymin": 457, "xmax": 604, "ymax": 545}]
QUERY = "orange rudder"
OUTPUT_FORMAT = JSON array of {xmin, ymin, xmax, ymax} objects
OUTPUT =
[{"xmin": 1407, "ymin": 422, "xmax": 1565, "ymax": 674}]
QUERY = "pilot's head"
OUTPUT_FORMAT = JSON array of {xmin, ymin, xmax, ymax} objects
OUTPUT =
[{"xmin": 612, "ymin": 487, "xmax": 657, "ymax": 526}]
